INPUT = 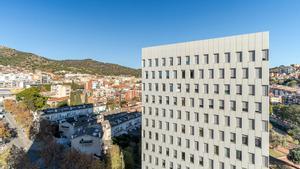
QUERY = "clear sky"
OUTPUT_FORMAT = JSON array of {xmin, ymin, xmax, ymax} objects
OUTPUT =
[{"xmin": 0, "ymin": 0, "xmax": 299, "ymax": 68}]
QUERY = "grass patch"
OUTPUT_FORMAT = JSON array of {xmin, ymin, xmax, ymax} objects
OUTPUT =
[{"xmin": 270, "ymin": 148, "xmax": 286, "ymax": 158}]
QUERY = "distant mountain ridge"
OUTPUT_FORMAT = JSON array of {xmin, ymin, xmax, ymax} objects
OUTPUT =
[{"xmin": 0, "ymin": 46, "xmax": 141, "ymax": 77}]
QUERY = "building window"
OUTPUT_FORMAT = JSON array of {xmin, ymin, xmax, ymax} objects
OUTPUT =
[
  {"xmin": 199, "ymin": 156, "xmax": 203, "ymax": 166},
  {"xmin": 162, "ymin": 58, "xmax": 166, "ymax": 66},
  {"xmin": 242, "ymin": 68, "xmax": 248, "ymax": 79},
  {"xmin": 199, "ymin": 69, "xmax": 204, "ymax": 79},
  {"xmin": 209, "ymin": 99, "xmax": 214, "ymax": 109},
  {"xmin": 214, "ymin": 53, "xmax": 219, "ymax": 63},
  {"xmin": 262, "ymin": 49, "xmax": 269, "ymax": 61},
  {"xmin": 255, "ymin": 67, "xmax": 262, "ymax": 79},
  {"xmin": 236, "ymin": 117, "xmax": 242, "ymax": 128},
  {"xmin": 209, "ymin": 69, "xmax": 214, "ymax": 79},
  {"xmin": 242, "ymin": 101, "xmax": 248, "ymax": 112},
  {"xmin": 255, "ymin": 137, "xmax": 262, "ymax": 148},
  {"xmin": 181, "ymin": 70, "xmax": 186, "ymax": 79},
  {"xmin": 214, "ymin": 145, "xmax": 219, "ymax": 155},
  {"xmin": 236, "ymin": 150, "xmax": 242, "ymax": 161},
  {"xmin": 242, "ymin": 135, "xmax": 248, "ymax": 145},
  {"xmin": 225, "ymin": 147, "xmax": 230, "ymax": 158},
  {"xmin": 219, "ymin": 131, "xmax": 225, "ymax": 141},
  {"xmin": 199, "ymin": 127, "xmax": 204, "ymax": 137},
  {"xmin": 186, "ymin": 56, "xmax": 190, "ymax": 65},
  {"xmin": 155, "ymin": 58, "xmax": 159, "ymax": 67},
  {"xmin": 204, "ymin": 143, "xmax": 209, "ymax": 153},
  {"xmin": 255, "ymin": 102, "xmax": 262, "ymax": 113},
  {"xmin": 230, "ymin": 68, "xmax": 236, "ymax": 79},
  {"xmin": 225, "ymin": 52, "xmax": 231, "ymax": 63},
  {"xmin": 225, "ymin": 116, "xmax": 230, "ymax": 126},
  {"xmin": 219, "ymin": 69, "xmax": 224, "ymax": 79},
  {"xmin": 185, "ymin": 84, "xmax": 190, "ymax": 93},
  {"xmin": 236, "ymin": 84, "xmax": 242, "ymax": 95},
  {"xmin": 249, "ymin": 85, "xmax": 255, "ymax": 96},
  {"xmin": 249, "ymin": 50, "xmax": 255, "ymax": 61},
  {"xmin": 230, "ymin": 100, "xmax": 236, "ymax": 111},
  {"xmin": 214, "ymin": 115, "xmax": 219, "ymax": 125},
  {"xmin": 249, "ymin": 153, "xmax": 255, "ymax": 164},
  {"xmin": 169, "ymin": 57, "xmax": 173, "ymax": 66},
  {"xmin": 194, "ymin": 55, "xmax": 199, "ymax": 64},
  {"xmin": 225, "ymin": 84, "xmax": 230, "ymax": 94},
  {"xmin": 190, "ymin": 70, "xmax": 194, "ymax": 79},
  {"xmin": 219, "ymin": 100, "xmax": 224, "ymax": 110},
  {"xmin": 263, "ymin": 156, "xmax": 269, "ymax": 167},
  {"xmin": 204, "ymin": 84, "xmax": 209, "ymax": 94},
  {"xmin": 195, "ymin": 84, "xmax": 199, "ymax": 93},
  {"xmin": 263, "ymin": 120, "xmax": 268, "ymax": 132},
  {"xmin": 214, "ymin": 84, "xmax": 219, "ymax": 94},
  {"xmin": 172, "ymin": 70, "xmax": 177, "ymax": 79},
  {"xmin": 236, "ymin": 51, "xmax": 242, "ymax": 62},
  {"xmin": 195, "ymin": 112, "xmax": 199, "ymax": 122},
  {"xmin": 249, "ymin": 119, "xmax": 255, "ymax": 130},
  {"xmin": 148, "ymin": 59, "xmax": 152, "ymax": 67},
  {"xmin": 177, "ymin": 56, "xmax": 181, "ymax": 65},
  {"xmin": 262, "ymin": 85, "xmax": 269, "ymax": 96},
  {"xmin": 199, "ymin": 98, "xmax": 204, "ymax": 108},
  {"xmin": 209, "ymin": 129, "xmax": 214, "ymax": 139},
  {"xmin": 230, "ymin": 132, "xmax": 236, "ymax": 143},
  {"xmin": 166, "ymin": 70, "xmax": 170, "ymax": 79},
  {"xmin": 142, "ymin": 59, "xmax": 145, "ymax": 67},
  {"xmin": 204, "ymin": 113, "xmax": 209, "ymax": 123},
  {"xmin": 204, "ymin": 54, "xmax": 209, "ymax": 64}
]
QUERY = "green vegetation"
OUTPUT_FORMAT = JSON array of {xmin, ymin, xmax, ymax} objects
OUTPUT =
[
  {"xmin": 106, "ymin": 145, "xmax": 123, "ymax": 169},
  {"xmin": 112, "ymin": 134, "xmax": 141, "ymax": 169},
  {"xmin": 70, "ymin": 91, "xmax": 82, "ymax": 106},
  {"xmin": 16, "ymin": 87, "xmax": 48, "ymax": 111},
  {"xmin": 0, "ymin": 46, "xmax": 141, "ymax": 77},
  {"xmin": 0, "ymin": 147, "xmax": 10, "ymax": 168},
  {"xmin": 288, "ymin": 147, "xmax": 300, "ymax": 164}
]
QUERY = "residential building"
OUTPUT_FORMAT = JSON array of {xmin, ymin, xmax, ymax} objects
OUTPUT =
[
  {"xmin": 50, "ymin": 84, "xmax": 71, "ymax": 98},
  {"xmin": 38, "ymin": 104, "xmax": 93, "ymax": 122},
  {"xmin": 142, "ymin": 32, "xmax": 269, "ymax": 169}
]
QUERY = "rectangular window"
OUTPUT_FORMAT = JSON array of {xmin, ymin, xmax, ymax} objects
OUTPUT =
[
  {"xmin": 155, "ymin": 58, "xmax": 159, "ymax": 66},
  {"xmin": 249, "ymin": 50, "xmax": 255, "ymax": 61},
  {"xmin": 162, "ymin": 58, "xmax": 166, "ymax": 66},
  {"xmin": 190, "ymin": 70, "xmax": 194, "ymax": 79},
  {"xmin": 169, "ymin": 57, "xmax": 173, "ymax": 66},
  {"xmin": 214, "ymin": 115, "xmax": 219, "ymax": 124},
  {"xmin": 236, "ymin": 84, "xmax": 242, "ymax": 95},
  {"xmin": 185, "ymin": 84, "xmax": 190, "ymax": 93},
  {"xmin": 249, "ymin": 85, "xmax": 255, "ymax": 95},
  {"xmin": 230, "ymin": 100, "xmax": 236, "ymax": 111},
  {"xmin": 142, "ymin": 59, "xmax": 145, "ymax": 67},
  {"xmin": 255, "ymin": 137, "xmax": 262, "ymax": 148},
  {"xmin": 255, "ymin": 67, "xmax": 262, "ymax": 79},
  {"xmin": 242, "ymin": 68, "xmax": 248, "ymax": 79},
  {"xmin": 230, "ymin": 68, "xmax": 236, "ymax": 78},
  {"xmin": 204, "ymin": 54, "xmax": 209, "ymax": 64},
  {"xmin": 225, "ymin": 52, "xmax": 231, "ymax": 63},
  {"xmin": 249, "ymin": 153, "xmax": 255, "ymax": 164},
  {"xmin": 236, "ymin": 117, "xmax": 242, "ymax": 128},
  {"xmin": 263, "ymin": 156, "xmax": 269, "ymax": 167},
  {"xmin": 209, "ymin": 99, "xmax": 214, "ymax": 109},
  {"xmin": 236, "ymin": 51, "xmax": 242, "ymax": 62},
  {"xmin": 262, "ymin": 49, "xmax": 269, "ymax": 61},
  {"xmin": 249, "ymin": 119, "xmax": 255, "ymax": 130},
  {"xmin": 242, "ymin": 101, "xmax": 248, "ymax": 112},
  {"xmin": 219, "ymin": 100, "xmax": 224, "ymax": 110},
  {"xmin": 204, "ymin": 113, "xmax": 209, "ymax": 123},
  {"xmin": 255, "ymin": 102, "xmax": 262, "ymax": 113},
  {"xmin": 173, "ymin": 70, "xmax": 177, "ymax": 79},
  {"xmin": 186, "ymin": 56, "xmax": 190, "ymax": 65},
  {"xmin": 225, "ymin": 84, "xmax": 230, "ymax": 94},
  {"xmin": 199, "ymin": 69, "xmax": 204, "ymax": 79},
  {"xmin": 181, "ymin": 70, "xmax": 186, "ymax": 79},
  {"xmin": 214, "ymin": 53, "xmax": 219, "ymax": 63},
  {"xmin": 195, "ymin": 84, "xmax": 199, "ymax": 93},
  {"xmin": 209, "ymin": 69, "xmax": 214, "ymax": 79},
  {"xmin": 199, "ymin": 127, "xmax": 204, "ymax": 137},
  {"xmin": 262, "ymin": 85, "xmax": 269, "ymax": 96},
  {"xmin": 148, "ymin": 59, "xmax": 152, "ymax": 67},
  {"xmin": 225, "ymin": 147, "xmax": 230, "ymax": 158},
  {"xmin": 236, "ymin": 150, "xmax": 242, "ymax": 161},
  {"xmin": 194, "ymin": 112, "xmax": 199, "ymax": 122},
  {"xmin": 263, "ymin": 120, "xmax": 268, "ymax": 132},
  {"xmin": 230, "ymin": 132, "xmax": 236, "ymax": 143},
  {"xmin": 166, "ymin": 70, "xmax": 170, "ymax": 79},
  {"xmin": 214, "ymin": 84, "xmax": 219, "ymax": 94},
  {"xmin": 242, "ymin": 135, "xmax": 248, "ymax": 145},
  {"xmin": 199, "ymin": 98, "xmax": 204, "ymax": 108},
  {"xmin": 194, "ymin": 55, "xmax": 199, "ymax": 64},
  {"xmin": 219, "ymin": 131, "xmax": 225, "ymax": 141},
  {"xmin": 204, "ymin": 84, "xmax": 209, "ymax": 94},
  {"xmin": 177, "ymin": 56, "xmax": 181, "ymax": 65},
  {"xmin": 225, "ymin": 116, "xmax": 230, "ymax": 126},
  {"xmin": 219, "ymin": 68, "xmax": 225, "ymax": 79}
]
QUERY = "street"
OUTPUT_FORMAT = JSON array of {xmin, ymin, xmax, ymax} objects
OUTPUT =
[{"xmin": 3, "ymin": 111, "xmax": 32, "ymax": 150}]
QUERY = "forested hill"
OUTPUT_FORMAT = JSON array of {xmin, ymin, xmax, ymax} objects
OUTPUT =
[{"xmin": 0, "ymin": 46, "xmax": 141, "ymax": 77}]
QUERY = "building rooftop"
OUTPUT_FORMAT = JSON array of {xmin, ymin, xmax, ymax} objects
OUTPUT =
[
  {"xmin": 104, "ymin": 111, "xmax": 141, "ymax": 127},
  {"xmin": 64, "ymin": 115, "xmax": 97, "ymax": 127},
  {"xmin": 72, "ymin": 125, "xmax": 102, "ymax": 139},
  {"xmin": 40, "ymin": 103, "xmax": 93, "ymax": 115}
]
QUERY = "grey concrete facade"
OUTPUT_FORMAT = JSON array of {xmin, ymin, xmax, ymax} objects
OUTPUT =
[{"xmin": 141, "ymin": 32, "xmax": 269, "ymax": 169}]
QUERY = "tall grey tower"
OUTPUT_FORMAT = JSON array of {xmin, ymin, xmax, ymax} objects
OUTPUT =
[{"xmin": 142, "ymin": 32, "xmax": 269, "ymax": 169}]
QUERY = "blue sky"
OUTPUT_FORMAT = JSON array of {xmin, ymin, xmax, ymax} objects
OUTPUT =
[{"xmin": 0, "ymin": 0, "xmax": 299, "ymax": 68}]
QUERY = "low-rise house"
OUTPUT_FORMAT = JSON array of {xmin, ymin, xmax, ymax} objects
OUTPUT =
[
  {"xmin": 103, "ymin": 111, "xmax": 141, "ymax": 137},
  {"xmin": 37, "ymin": 104, "xmax": 93, "ymax": 122},
  {"xmin": 59, "ymin": 115, "xmax": 98, "ymax": 139},
  {"xmin": 71, "ymin": 126, "xmax": 103, "ymax": 157}
]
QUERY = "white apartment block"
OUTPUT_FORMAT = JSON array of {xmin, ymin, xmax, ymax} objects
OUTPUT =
[{"xmin": 142, "ymin": 32, "xmax": 269, "ymax": 169}]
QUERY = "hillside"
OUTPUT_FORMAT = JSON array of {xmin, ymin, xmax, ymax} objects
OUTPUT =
[{"xmin": 0, "ymin": 46, "xmax": 141, "ymax": 77}]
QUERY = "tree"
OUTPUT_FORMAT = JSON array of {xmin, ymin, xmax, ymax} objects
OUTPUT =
[
  {"xmin": 6, "ymin": 145, "xmax": 38, "ymax": 169},
  {"xmin": 0, "ymin": 121, "xmax": 11, "ymax": 140},
  {"xmin": 106, "ymin": 145, "xmax": 123, "ymax": 169},
  {"xmin": 40, "ymin": 140, "xmax": 63, "ymax": 168},
  {"xmin": 288, "ymin": 127, "xmax": 300, "ymax": 142},
  {"xmin": 123, "ymin": 147, "xmax": 134, "ymax": 169},
  {"xmin": 60, "ymin": 148, "xmax": 105, "ymax": 169},
  {"xmin": 288, "ymin": 147, "xmax": 300, "ymax": 164}
]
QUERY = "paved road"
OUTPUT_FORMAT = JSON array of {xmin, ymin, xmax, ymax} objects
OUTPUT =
[{"xmin": 3, "ymin": 112, "xmax": 32, "ymax": 150}]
